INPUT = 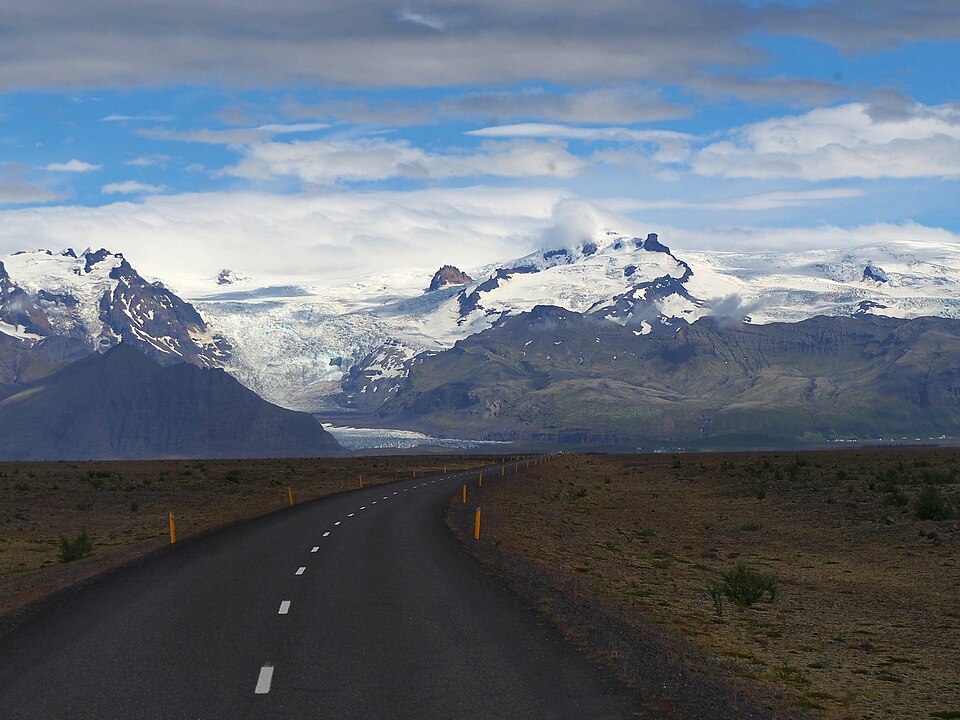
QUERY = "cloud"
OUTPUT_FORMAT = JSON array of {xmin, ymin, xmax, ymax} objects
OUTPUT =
[
  {"xmin": 468, "ymin": 123, "xmax": 695, "ymax": 167},
  {"xmin": 690, "ymin": 102, "xmax": 960, "ymax": 180},
  {"xmin": 0, "ymin": 187, "xmax": 571, "ymax": 291},
  {"xmin": 101, "ymin": 181, "xmax": 167, "ymax": 195},
  {"xmin": 687, "ymin": 74, "xmax": 847, "ymax": 107},
  {"xmin": 0, "ymin": 1, "xmax": 770, "ymax": 91},
  {"xmin": 610, "ymin": 188, "xmax": 865, "ymax": 212},
  {"xmin": 224, "ymin": 138, "xmax": 588, "ymax": 184},
  {"xmin": 101, "ymin": 113, "xmax": 175, "ymax": 122},
  {"xmin": 397, "ymin": 10, "xmax": 447, "ymax": 32},
  {"xmin": 467, "ymin": 123, "xmax": 693, "ymax": 144},
  {"xmin": 760, "ymin": 0, "xmax": 960, "ymax": 52},
  {"xmin": 45, "ymin": 159, "xmax": 102, "ymax": 173},
  {"xmin": 656, "ymin": 221, "xmax": 960, "ymax": 253},
  {"xmin": 0, "ymin": 165, "xmax": 64, "ymax": 204},
  {"xmin": 124, "ymin": 154, "xmax": 170, "ymax": 167},
  {"xmin": 281, "ymin": 86, "xmax": 689, "ymax": 126},
  {"xmin": 138, "ymin": 122, "xmax": 329, "ymax": 146}
]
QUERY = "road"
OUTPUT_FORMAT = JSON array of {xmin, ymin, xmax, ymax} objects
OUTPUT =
[{"xmin": 0, "ymin": 463, "xmax": 636, "ymax": 719}]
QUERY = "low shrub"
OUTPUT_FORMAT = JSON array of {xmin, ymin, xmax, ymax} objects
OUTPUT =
[
  {"xmin": 714, "ymin": 563, "xmax": 779, "ymax": 606},
  {"xmin": 914, "ymin": 485, "xmax": 954, "ymax": 520},
  {"xmin": 59, "ymin": 531, "xmax": 94, "ymax": 563}
]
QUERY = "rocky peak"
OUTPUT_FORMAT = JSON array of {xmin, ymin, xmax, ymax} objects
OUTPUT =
[
  {"xmin": 641, "ymin": 233, "xmax": 671, "ymax": 254},
  {"xmin": 0, "ymin": 261, "xmax": 7, "ymax": 281},
  {"xmin": 428, "ymin": 265, "xmax": 473, "ymax": 292},
  {"xmin": 863, "ymin": 263, "xmax": 890, "ymax": 283},
  {"xmin": 217, "ymin": 269, "xmax": 251, "ymax": 286},
  {"xmin": 82, "ymin": 248, "xmax": 121, "ymax": 274}
]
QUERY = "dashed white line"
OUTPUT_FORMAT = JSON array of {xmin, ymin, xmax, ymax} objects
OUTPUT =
[
  {"xmin": 311, "ymin": 546, "xmax": 319, "ymax": 553},
  {"xmin": 348, "ymin": 513, "xmax": 355, "ymax": 517},
  {"xmin": 393, "ymin": 492, "xmax": 398, "ymax": 495},
  {"xmin": 335, "ymin": 521, "xmax": 341, "ymax": 525},
  {"xmin": 372, "ymin": 501, "xmax": 377, "ymax": 504},
  {"xmin": 382, "ymin": 496, "xmax": 388, "ymax": 500},
  {"xmin": 255, "ymin": 665, "xmax": 274, "ymax": 694},
  {"xmin": 295, "ymin": 567, "xmax": 306, "ymax": 576},
  {"xmin": 323, "ymin": 531, "xmax": 330, "ymax": 537},
  {"xmin": 278, "ymin": 601, "xmax": 291, "ymax": 615},
  {"xmin": 360, "ymin": 506, "xmax": 367, "ymax": 510}
]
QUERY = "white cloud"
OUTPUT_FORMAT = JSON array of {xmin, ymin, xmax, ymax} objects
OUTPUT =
[
  {"xmin": 101, "ymin": 181, "xmax": 167, "ymax": 195},
  {"xmin": 45, "ymin": 159, "xmax": 102, "ymax": 173},
  {"xmin": 102, "ymin": 113, "xmax": 174, "ymax": 122},
  {"xmin": 124, "ymin": 154, "xmax": 170, "ymax": 167},
  {"xmin": 397, "ymin": 10, "xmax": 447, "ymax": 31},
  {"xmin": 691, "ymin": 102, "xmax": 960, "ymax": 180},
  {"xmin": 138, "ymin": 123, "xmax": 329, "ymax": 146},
  {"xmin": 467, "ymin": 123, "xmax": 694, "ymax": 144},
  {"xmin": 607, "ymin": 188, "xmax": 865, "ymax": 212},
  {"xmin": 659, "ymin": 221, "xmax": 960, "ymax": 253},
  {"xmin": 0, "ymin": 187, "xmax": 571, "ymax": 292},
  {"xmin": 225, "ymin": 138, "xmax": 588, "ymax": 184}
]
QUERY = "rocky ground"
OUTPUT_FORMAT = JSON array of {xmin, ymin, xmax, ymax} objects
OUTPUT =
[{"xmin": 448, "ymin": 449, "xmax": 960, "ymax": 720}]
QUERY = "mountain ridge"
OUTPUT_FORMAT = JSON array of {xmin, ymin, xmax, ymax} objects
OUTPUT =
[{"xmin": 0, "ymin": 343, "xmax": 338, "ymax": 460}]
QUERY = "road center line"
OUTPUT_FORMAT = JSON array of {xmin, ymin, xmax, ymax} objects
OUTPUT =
[
  {"xmin": 311, "ymin": 546, "xmax": 319, "ymax": 552},
  {"xmin": 278, "ymin": 601, "xmax": 291, "ymax": 615},
  {"xmin": 295, "ymin": 567, "xmax": 306, "ymax": 575},
  {"xmin": 335, "ymin": 521, "xmax": 341, "ymax": 525},
  {"xmin": 323, "ymin": 531, "xmax": 330, "ymax": 537},
  {"xmin": 360, "ymin": 506, "xmax": 366, "ymax": 510},
  {"xmin": 255, "ymin": 665, "xmax": 274, "ymax": 694},
  {"xmin": 348, "ymin": 513, "xmax": 354, "ymax": 517}
]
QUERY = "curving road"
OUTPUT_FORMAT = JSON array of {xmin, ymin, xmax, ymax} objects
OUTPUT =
[{"xmin": 0, "ymin": 464, "xmax": 636, "ymax": 719}]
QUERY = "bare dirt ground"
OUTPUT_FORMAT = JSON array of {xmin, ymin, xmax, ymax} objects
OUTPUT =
[
  {"xmin": 0, "ymin": 455, "xmax": 498, "ymax": 624},
  {"xmin": 449, "ymin": 450, "xmax": 960, "ymax": 720}
]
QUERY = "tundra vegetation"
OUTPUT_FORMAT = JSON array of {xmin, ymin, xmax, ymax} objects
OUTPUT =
[{"xmin": 455, "ymin": 449, "xmax": 960, "ymax": 719}]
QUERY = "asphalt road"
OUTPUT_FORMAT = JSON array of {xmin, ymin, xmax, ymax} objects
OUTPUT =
[{"xmin": 0, "ymin": 462, "xmax": 636, "ymax": 719}]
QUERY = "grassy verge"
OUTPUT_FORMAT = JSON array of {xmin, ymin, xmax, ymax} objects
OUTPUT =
[
  {"xmin": 447, "ymin": 450, "xmax": 960, "ymax": 719},
  {"xmin": 0, "ymin": 455, "xmax": 499, "ymax": 623}
]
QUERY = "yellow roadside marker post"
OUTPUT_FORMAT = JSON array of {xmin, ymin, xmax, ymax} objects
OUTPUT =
[
  {"xmin": 462, "ymin": 484, "xmax": 467, "ymax": 504},
  {"xmin": 168, "ymin": 512, "xmax": 176, "ymax": 544},
  {"xmin": 474, "ymin": 507, "xmax": 481, "ymax": 540},
  {"xmin": 359, "ymin": 475, "xmax": 364, "ymax": 488},
  {"xmin": 288, "ymin": 487, "xmax": 295, "ymax": 506},
  {"xmin": 478, "ymin": 471, "xmax": 483, "ymax": 487}
]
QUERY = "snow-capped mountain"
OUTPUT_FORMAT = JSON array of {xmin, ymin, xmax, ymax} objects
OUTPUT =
[
  {"xmin": 0, "ymin": 248, "xmax": 230, "ymax": 367},
  {"xmin": 4, "ymin": 230, "xmax": 960, "ymax": 413}
]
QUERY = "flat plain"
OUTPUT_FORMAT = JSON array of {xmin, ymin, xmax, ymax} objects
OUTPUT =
[{"xmin": 453, "ymin": 449, "xmax": 960, "ymax": 720}]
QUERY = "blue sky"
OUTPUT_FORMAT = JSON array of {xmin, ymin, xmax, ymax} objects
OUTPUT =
[{"xmin": 0, "ymin": 0, "xmax": 958, "ymax": 285}]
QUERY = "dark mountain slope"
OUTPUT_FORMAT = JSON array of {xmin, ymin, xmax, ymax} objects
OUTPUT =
[
  {"xmin": 0, "ymin": 333, "xmax": 91, "ymax": 400},
  {"xmin": 0, "ymin": 344, "xmax": 339, "ymax": 460},
  {"xmin": 376, "ymin": 307, "xmax": 960, "ymax": 446}
]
